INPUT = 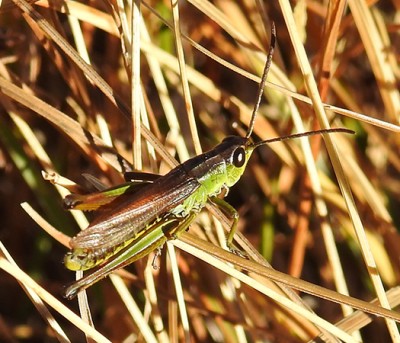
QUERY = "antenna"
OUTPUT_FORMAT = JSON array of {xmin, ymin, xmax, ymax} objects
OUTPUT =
[
  {"xmin": 245, "ymin": 23, "xmax": 354, "ymax": 145},
  {"xmin": 252, "ymin": 128, "xmax": 355, "ymax": 148},
  {"xmin": 245, "ymin": 22, "xmax": 276, "ymax": 139}
]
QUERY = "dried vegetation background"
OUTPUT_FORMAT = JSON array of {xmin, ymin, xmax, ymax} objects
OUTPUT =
[{"xmin": 0, "ymin": 0, "xmax": 400, "ymax": 342}]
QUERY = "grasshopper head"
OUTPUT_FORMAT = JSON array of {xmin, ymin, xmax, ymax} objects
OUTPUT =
[{"xmin": 219, "ymin": 136, "xmax": 255, "ymax": 187}]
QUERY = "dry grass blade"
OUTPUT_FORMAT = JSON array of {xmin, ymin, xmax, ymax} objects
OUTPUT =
[
  {"xmin": 0, "ymin": 76, "xmax": 128, "ymax": 172},
  {"xmin": 177, "ymin": 233, "xmax": 400, "ymax": 323},
  {"xmin": 313, "ymin": 287, "xmax": 400, "ymax": 342},
  {"xmin": 0, "ymin": 242, "xmax": 70, "ymax": 343},
  {"xmin": 0, "ymin": 256, "xmax": 110, "ymax": 343},
  {"xmin": 278, "ymin": 0, "xmax": 400, "ymax": 340},
  {"xmin": 171, "ymin": 0, "xmax": 202, "ymax": 156},
  {"xmin": 1, "ymin": 0, "xmax": 400, "ymax": 342},
  {"xmin": 347, "ymin": 0, "xmax": 400, "ymax": 121},
  {"xmin": 173, "ymin": 235, "xmax": 357, "ymax": 343},
  {"xmin": 131, "ymin": 0, "xmax": 143, "ymax": 170}
]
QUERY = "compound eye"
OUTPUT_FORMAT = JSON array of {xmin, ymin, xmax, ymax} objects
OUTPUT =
[{"xmin": 232, "ymin": 147, "xmax": 246, "ymax": 168}]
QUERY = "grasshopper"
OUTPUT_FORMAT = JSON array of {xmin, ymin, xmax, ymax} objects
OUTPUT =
[{"xmin": 63, "ymin": 24, "xmax": 352, "ymax": 299}]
